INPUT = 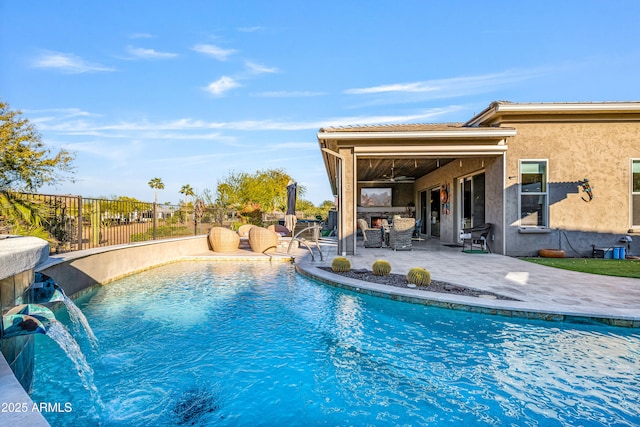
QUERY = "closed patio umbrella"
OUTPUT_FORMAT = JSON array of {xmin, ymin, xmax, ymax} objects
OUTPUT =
[{"xmin": 285, "ymin": 181, "xmax": 297, "ymax": 236}]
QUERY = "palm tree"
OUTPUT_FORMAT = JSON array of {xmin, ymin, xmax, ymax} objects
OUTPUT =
[
  {"xmin": 180, "ymin": 184, "xmax": 195, "ymax": 205},
  {"xmin": 0, "ymin": 190, "xmax": 49, "ymax": 239},
  {"xmin": 148, "ymin": 177, "xmax": 164, "ymax": 204},
  {"xmin": 180, "ymin": 184, "xmax": 195, "ymax": 225}
]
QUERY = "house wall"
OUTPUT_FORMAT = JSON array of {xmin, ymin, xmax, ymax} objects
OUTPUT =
[
  {"xmin": 414, "ymin": 156, "xmax": 505, "ymax": 253},
  {"xmin": 504, "ymin": 122, "xmax": 640, "ymax": 256}
]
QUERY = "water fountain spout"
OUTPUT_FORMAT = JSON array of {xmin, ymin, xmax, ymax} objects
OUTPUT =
[
  {"xmin": 26, "ymin": 272, "xmax": 66, "ymax": 304},
  {"xmin": 0, "ymin": 304, "xmax": 55, "ymax": 339}
]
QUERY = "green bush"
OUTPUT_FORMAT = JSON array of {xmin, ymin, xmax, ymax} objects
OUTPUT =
[
  {"xmin": 372, "ymin": 259, "xmax": 391, "ymax": 276},
  {"xmin": 331, "ymin": 257, "xmax": 351, "ymax": 272},
  {"xmin": 407, "ymin": 267, "xmax": 431, "ymax": 286}
]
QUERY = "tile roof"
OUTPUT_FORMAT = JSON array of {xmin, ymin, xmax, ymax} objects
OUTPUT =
[{"xmin": 319, "ymin": 123, "xmax": 465, "ymax": 133}]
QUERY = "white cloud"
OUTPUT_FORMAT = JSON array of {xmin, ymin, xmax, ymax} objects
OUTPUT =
[
  {"xmin": 192, "ymin": 44, "xmax": 237, "ymax": 61},
  {"xmin": 33, "ymin": 106, "xmax": 464, "ymax": 136},
  {"xmin": 126, "ymin": 45, "xmax": 179, "ymax": 59},
  {"xmin": 204, "ymin": 76, "xmax": 241, "ymax": 96},
  {"xmin": 128, "ymin": 33, "xmax": 154, "ymax": 39},
  {"xmin": 237, "ymin": 26, "xmax": 264, "ymax": 33},
  {"xmin": 32, "ymin": 51, "xmax": 115, "ymax": 73},
  {"xmin": 346, "ymin": 82, "xmax": 438, "ymax": 95},
  {"xmin": 245, "ymin": 61, "xmax": 278, "ymax": 74},
  {"xmin": 253, "ymin": 91, "xmax": 326, "ymax": 98},
  {"xmin": 344, "ymin": 69, "xmax": 549, "ymax": 102}
]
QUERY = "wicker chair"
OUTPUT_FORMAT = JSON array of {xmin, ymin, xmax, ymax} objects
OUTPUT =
[
  {"xmin": 237, "ymin": 224, "xmax": 256, "ymax": 238},
  {"xmin": 208, "ymin": 227, "xmax": 240, "ymax": 252},
  {"xmin": 248, "ymin": 226, "xmax": 279, "ymax": 253},
  {"xmin": 357, "ymin": 218, "xmax": 383, "ymax": 248},
  {"xmin": 388, "ymin": 217, "xmax": 415, "ymax": 251}
]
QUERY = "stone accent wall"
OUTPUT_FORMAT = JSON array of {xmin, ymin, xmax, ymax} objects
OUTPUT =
[{"xmin": 0, "ymin": 269, "xmax": 36, "ymax": 392}]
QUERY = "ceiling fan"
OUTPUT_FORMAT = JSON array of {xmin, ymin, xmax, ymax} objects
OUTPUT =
[{"xmin": 381, "ymin": 160, "xmax": 415, "ymax": 183}]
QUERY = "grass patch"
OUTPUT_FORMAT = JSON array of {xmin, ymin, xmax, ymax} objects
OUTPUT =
[{"xmin": 521, "ymin": 257, "xmax": 640, "ymax": 279}]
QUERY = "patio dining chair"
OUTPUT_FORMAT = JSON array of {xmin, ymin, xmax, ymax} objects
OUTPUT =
[{"xmin": 461, "ymin": 223, "xmax": 492, "ymax": 253}]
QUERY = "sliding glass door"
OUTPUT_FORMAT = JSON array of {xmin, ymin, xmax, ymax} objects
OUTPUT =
[{"xmin": 459, "ymin": 173, "xmax": 485, "ymax": 239}]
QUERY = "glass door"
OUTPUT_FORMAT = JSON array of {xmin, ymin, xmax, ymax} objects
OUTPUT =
[
  {"xmin": 458, "ymin": 173, "xmax": 485, "ymax": 240},
  {"xmin": 420, "ymin": 190, "xmax": 428, "ymax": 235},
  {"xmin": 429, "ymin": 187, "xmax": 440, "ymax": 237}
]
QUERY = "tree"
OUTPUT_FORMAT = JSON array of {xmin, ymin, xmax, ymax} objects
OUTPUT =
[
  {"xmin": 0, "ymin": 100, "xmax": 75, "ymax": 192},
  {"xmin": 148, "ymin": 177, "xmax": 164, "ymax": 204},
  {"xmin": 180, "ymin": 184, "xmax": 195, "ymax": 205},
  {"xmin": 215, "ymin": 168, "xmax": 306, "ymax": 213},
  {"xmin": 1, "ymin": 101, "xmax": 74, "ymax": 239}
]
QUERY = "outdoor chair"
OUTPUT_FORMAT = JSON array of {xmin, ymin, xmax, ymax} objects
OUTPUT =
[
  {"xmin": 381, "ymin": 219, "xmax": 391, "ymax": 246},
  {"xmin": 237, "ymin": 224, "xmax": 256, "ymax": 238},
  {"xmin": 208, "ymin": 227, "xmax": 240, "ymax": 252},
  {"xmin": 388, "ymin": 217, "xmax": 415, "ymax": 251},
  {"xmin": 357, "ymin": 218, "xmax": 383, "ymax": 248},
  {"xmin": 413, "ymin": 218, "xmax": 424, "ymax": 240},
  {"xmin": 248, "ymin": 226, "xmax": 279, "ymax": 253},
  {"xmin": 267, "ymin": 224, "xmax": 290, "ymax": 236},
  {"xmin": 461, "ymin": 223, "xmax": 492, "ymax": 253}
]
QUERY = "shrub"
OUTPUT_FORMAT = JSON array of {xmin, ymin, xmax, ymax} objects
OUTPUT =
[
  {"xmin": 372, "ymin": 259, "xmax": 391, "ymax": 276},
  {"xmin": 331, "ymin": 257, "xmax": 351, "ymax": 272},
  {"xmin": 407, "ymin": 267, "xmax": 431, "ymax": 286}
]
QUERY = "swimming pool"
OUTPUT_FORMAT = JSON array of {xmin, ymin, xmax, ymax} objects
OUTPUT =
[{"xmin": 32, "ymin": 261, "xmax": 640, "ymax": 426}]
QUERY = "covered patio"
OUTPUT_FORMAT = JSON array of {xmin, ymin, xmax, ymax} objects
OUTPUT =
[{"xmin": 318, "ymin": 124, "xmax": 516, "ymax": 256}]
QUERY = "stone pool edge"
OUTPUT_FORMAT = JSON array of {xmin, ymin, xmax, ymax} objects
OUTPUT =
[{"xmin": 295, "ymin": 260, "xmax": 640, "ymax": 328}]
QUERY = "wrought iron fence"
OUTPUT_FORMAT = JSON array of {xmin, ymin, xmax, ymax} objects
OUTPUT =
[{"xmin": 1, "ymin": 192, "xmax": 234, "ymax": 253}]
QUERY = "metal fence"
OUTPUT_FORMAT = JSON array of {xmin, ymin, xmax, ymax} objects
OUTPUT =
[{"xmin": 2, "ymin": 192, "xmax": 234, "ymax": 253}]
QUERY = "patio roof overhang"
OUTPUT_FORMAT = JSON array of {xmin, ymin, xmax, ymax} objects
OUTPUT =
[{"xmin": 318, "ymin": 126, "xmax": 516, "ymax": 194}]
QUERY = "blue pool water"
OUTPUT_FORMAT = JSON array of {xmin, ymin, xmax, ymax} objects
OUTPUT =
[{"xmin": 32, "ymin": 262, "xmax": 640, "ymax": 426}]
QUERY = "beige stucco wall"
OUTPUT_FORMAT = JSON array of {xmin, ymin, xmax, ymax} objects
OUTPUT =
[
  {"xmin": 503, "ymin": 122, "xmax": 640, "ymax": 256},
  {"xmin": 39, "ymin": 236, "xmax": 211, "ymax": 298}
]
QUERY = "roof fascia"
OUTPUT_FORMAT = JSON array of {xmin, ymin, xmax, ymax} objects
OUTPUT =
[
  {"xmin": 465, "ymin": 102, "xmax": 640, "ymax": 127},
  {"xmin": 316, "ymin": 128, "xmax": 516, "ymax": 141}
]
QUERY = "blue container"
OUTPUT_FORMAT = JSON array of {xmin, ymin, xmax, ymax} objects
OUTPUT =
[
  {"xmin": 613, "ymin": 247, "xmax": 621, "ymax": 259},
  {"xmin": 620, "ymin": 247, "xmax": 626, "ymax": 259},
  {"xmin": 603, "ymin": 248, "xmax": 614, "ymax": 259}
]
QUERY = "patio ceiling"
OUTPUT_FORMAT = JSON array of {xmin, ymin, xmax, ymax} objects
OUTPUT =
[
  {"xmin": 356, "ymin": 157, "xmax": 454, "ymax": 183},
  {"xmin": 318, "ymin": 124, "xmax": 516, "ymax": 194}
]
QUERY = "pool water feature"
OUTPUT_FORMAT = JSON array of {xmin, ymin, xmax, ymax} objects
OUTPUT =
[
  {"xmin": 30, "ymin": 272, "xmax": 99, "ymax": 350},
  {"xmin": 32, "ymin": 262, "xmax": 640, "ymax": 426}
]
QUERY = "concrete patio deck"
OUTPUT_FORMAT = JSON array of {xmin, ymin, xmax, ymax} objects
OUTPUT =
[{"xmin": 295, "ymin": 237, "xmax": 640, "ymax": 327}]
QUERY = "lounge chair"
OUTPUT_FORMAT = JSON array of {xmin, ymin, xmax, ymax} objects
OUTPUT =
[
  {"xmin": 461, "ymin": 223, "xmax": 492, "ymax": 253},
  {"xmin": 388, "ymin": 217, "xmax": 415, "ymax": 251},
  {"xmin": 357, "ymin": 218, "xmax": 383, "ymax": 248}
]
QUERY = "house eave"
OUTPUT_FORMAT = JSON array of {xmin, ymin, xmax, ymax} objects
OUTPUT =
[
  {"xmin": 466, "ymin": 101, "xmax": 640, "ymax": 127},
  {"xmin": 316, "ymin": 129, "xmax": 516, "ymax": 141}
]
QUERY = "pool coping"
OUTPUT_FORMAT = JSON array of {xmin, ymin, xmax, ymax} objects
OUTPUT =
[{"xmin": 295, "ymin": 260, "xmax": 640, "ymax": 328}]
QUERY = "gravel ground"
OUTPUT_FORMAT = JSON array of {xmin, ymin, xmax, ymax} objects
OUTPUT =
[{"xmin": 319, "ymin": 267, "xmax": 518, "ymax": 301}]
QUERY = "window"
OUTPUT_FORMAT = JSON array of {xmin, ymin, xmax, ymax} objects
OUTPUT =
[
  {"xmin": 519, "ymin": 160, "xmax": 548, "ymax": 227},
  {"xmin": 633, "ymin": 160, "xmax": 640, "ymax": 227}
]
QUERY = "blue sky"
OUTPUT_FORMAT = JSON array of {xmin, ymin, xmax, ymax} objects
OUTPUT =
[{"xmin": 2, "ymin": 1, "xmax": 639, "ymax": 205}]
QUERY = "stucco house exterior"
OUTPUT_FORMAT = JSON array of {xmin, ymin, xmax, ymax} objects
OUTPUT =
[{"xmin": 318, "ymin": 101, "xmax": 640, "ymax": 257}]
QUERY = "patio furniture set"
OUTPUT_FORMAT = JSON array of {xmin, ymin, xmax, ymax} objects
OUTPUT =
[
  {"xmin": 358, "ymin": 217, "xmax": 416, "ymax": 251},
  {"xmin": 209, "ymin": 224, "xmax": 291, "ymax": 254}
]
